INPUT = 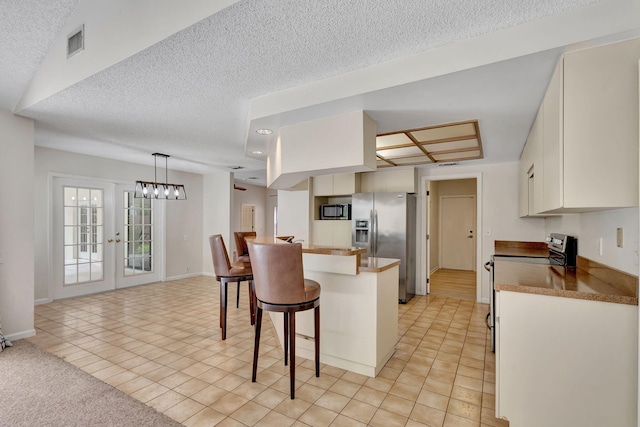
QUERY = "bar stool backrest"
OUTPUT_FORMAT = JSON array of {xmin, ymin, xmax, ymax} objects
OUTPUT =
[
  {"xmin": 209, "ymin": 235, "xmax": 232, "ymax": 277},
  {"xmin": 234, "ymin": 232, "xmax": 256, "ymax": 257},
  {"xmin": 247, "ymin": 242, "xmax": 307, "ymax": 305}
]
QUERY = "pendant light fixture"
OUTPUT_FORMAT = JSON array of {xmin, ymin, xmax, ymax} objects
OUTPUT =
[{"xmin": 134, "ymin": 153, "xmax": 187, "ymax": 200}]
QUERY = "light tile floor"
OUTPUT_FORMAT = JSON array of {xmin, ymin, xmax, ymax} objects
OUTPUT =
[{"xmin": 29, "ymin": 276, "xmax": 509, "ymax": 427}]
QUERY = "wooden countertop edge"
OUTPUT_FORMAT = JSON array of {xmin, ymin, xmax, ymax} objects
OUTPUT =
[
  {"xmin": 359, "ymin": 259, "xmax": 401, "ymax": 273},
  {"xmin": 302, "ymin": 247, "xmax": 367, "ymax": 256},
  {"xmin": 495, "ymin": 283, "xmax": 639, "ymax": 306}
]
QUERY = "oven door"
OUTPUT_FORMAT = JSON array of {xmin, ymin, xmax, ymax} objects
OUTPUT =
[{"xmin": 484, "ymin": 259, "xmax": 495, "ymax": 352}]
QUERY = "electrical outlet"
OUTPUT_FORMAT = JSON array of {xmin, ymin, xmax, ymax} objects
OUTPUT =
[
  {"xmin": 185, "ymin": 266, "xmax": 189, "ymax": 272},
  {"xmin": 616, "ymin": 227, "xmax": 623, "ymax": 248}
]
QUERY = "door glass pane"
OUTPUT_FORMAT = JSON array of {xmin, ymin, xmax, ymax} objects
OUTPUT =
[
  {"xmin": 63, "ymin": 186, "xmax": 104, "ymax": 285},
  {"xmin": 123, "ymin": 191, "xmax": 153, "ymax": 276}
]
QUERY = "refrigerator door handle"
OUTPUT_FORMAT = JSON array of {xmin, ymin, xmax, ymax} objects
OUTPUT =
[
  {"xmin": 369, "ymin": 209, "xmax": 374, "ymax": 254},
  {"xmin": 374, "ymin": 209, "xmax": 378, "ymax": 255}
]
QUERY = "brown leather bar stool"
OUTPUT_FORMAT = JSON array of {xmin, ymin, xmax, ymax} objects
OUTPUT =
[
  {"xmin": 234, "ymin": 231, "xmax": 256, "ymax": 263},
  {"xmin": 233, "ymin": 231, "xmax": 256, "ymax": 309},
  {"xmin": 209, "ymin": 234, "xmax": 255, "ymax": 340},
  {"xmin": 247, "ymin": 241, "xmax": 320, "ymax": 399}
]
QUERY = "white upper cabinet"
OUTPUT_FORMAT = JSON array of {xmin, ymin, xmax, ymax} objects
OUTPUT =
[
  {"xmin": 541, "ymin": 58, "xmax": 564, "ymax": 212},
  {"xmin": 518, "ymin": 105, "xmax": 544, "ymax": 217},
  {"xmin": 359, "ymin": 168, "xmax": 417, "ymax": 193},
  {"xmin": 559, "ymin": 37, "xmax": 639, "ymax": 211},
  {"xmin": 313, "ymin": 173, "xmax": 359, "ymax": 196},
  {"xmin": 520, "ymin": 37, "xmax": 639, "ymax": 215}
]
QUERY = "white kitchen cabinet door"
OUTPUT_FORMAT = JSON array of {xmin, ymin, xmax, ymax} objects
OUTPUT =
[
  {"xmin": 332, "ymin": 173, "xmax": 358, "ymax": 195},
  {"xmin": 332, "ymin": 221, "xmax": 353, "ymax": 247},
  {"xmin": 541, "ymin": 58, "xmax": 564, "ymax": 212},
  {"xmin": 561, "ymin": 37, "xmax": 639, "ymax": 210},
  {"xmin": 518, "ymin": 105, "xmax": 544, "ymax": 217},
  {"xmin": 360, "ymin": 168, "xmax": 416, "ymax": 193},
  {"xmin": 312, "ymin": 220, "xmax": 334, "ymax": 246},
  {"xmin": 313, "ymin": 173, "xmax": 358, "ymax": 196},
  {"xmin": 497, "ymin": 291, "xmax": 637, "ymax": 426}
]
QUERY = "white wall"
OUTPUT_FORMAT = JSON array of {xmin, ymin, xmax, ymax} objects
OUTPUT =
[
  {"xmin": 419, "ymin": 161, "xmax": 547, "ymax": 302},
  {"xmin": 34, "ymin": 147, "xmax": 204, "ymax": 300},
  {"xmin": 231, "ymin": 181, "xmax": 268, "ymax": 254},
  {"xmin": 265, "ymin": 188, "xmax": 278, "ymax": 237},
  {"xmin": 202, "ymin": 172, "xmax": 233, "ymax": 275},
  {"xmin": 546, "ymin": 208, "xmax": 639, "ymax": 275},
  {"xmin": 0, "ymin": 111, "xmax": 35, "ymax": 339},
  {"xmin": 276, "ymin": 188, "xmax": 311, "ymax": 243}
]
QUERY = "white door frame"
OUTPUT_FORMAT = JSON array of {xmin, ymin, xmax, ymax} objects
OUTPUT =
[
  {"xmin": 420, "ymin": 173, "xmax": 483, "ymax": 302},
  {"xmin": 47, "ymin": 172, "xmax": 165, "ymax": 300}
]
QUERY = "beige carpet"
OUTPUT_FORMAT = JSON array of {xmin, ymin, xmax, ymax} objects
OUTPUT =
[{"xmin": 0, "ymin": 340, "xmax": 183, "ymax": 427}]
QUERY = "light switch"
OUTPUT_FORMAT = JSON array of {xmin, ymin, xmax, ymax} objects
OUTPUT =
[{"xmin": 617, "ymin": 227, "xmax": 623, "ymax": 248}]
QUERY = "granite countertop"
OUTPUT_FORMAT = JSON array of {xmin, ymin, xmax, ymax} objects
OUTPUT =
[
  {"xmin": 494, "ymin": 258, "xmax": 638, "ymax": 305},
  {"xmin": 247, "ymin": 236, "xmax": 366, "ymax": 256},
  {"xmin": 494, "ymin": 240, "xmax": 549, "ymax": 258},
  {"xmin": 359, "ymin": 257, "xmax": 401, "ymax": 273}
]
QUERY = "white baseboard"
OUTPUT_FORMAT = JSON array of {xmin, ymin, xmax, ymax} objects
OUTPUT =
[
  {"xmin": 35, "ymin": 298, "xmax": 53, "ymax": 306},
  {"xmin": 165, "ymin": 272, "xmax": 203, "ymax": 281},
  {"xmin": 430, "ymin": 266, "xmax": 440, "ymax": 275},
  {"xmin": 6, "ymin": 329, "xmax": 36, "ymax": 341},
  {"xmin": 201, "ymin": 272, "xmax": 215, "ymax": 278},
  {"xmin": 480, "ymin": 297, "xmax": 490, "ymax": 304}
]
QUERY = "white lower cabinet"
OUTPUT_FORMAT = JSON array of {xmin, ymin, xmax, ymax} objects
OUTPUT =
[
  {"xmin": 312, "ymin": 220, "xmax": 352, "ymax": 247},
  {"xmin": 496, "ymin": 291, "xmax": 638, "ymax": 427}
]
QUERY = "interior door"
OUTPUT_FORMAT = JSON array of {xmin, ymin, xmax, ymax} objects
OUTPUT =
[
  {"xmin": 53, "ymin": 178, "xmax": 115, "ymax": 299},
  {"xmin": 241, "ymin": 204, "xmax": 255, "ymax": 232},
  {"xmin": 440, "ymin": 195, "xmax": 476, "ymax": 270},
  {"xmin": 115, "ymin": 184, "xmax": 162, "ymax": 288}
]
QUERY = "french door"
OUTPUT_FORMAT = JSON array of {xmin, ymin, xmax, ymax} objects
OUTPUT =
[{"xmin": 53, "ymin": 178, "xmax": 162, "ymax": 299}]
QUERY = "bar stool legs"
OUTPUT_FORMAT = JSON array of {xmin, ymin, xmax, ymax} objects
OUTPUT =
[
  {"xmin": 252, "ymin": 302, "xmax": 320, "ymax": 399},
  {"xmin": 219, "ymin": 277, "xmax": 255, "ymax": 341}
]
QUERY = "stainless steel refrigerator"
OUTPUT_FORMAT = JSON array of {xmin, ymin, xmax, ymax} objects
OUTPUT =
[{"xmin": 352, "ymin": 192, "xmax": 417, "ymax": 303}]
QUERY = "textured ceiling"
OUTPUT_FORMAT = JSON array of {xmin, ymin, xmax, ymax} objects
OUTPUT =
[
  {"xmin": 0, "ymin": 0, "xmax": 615, "ymax": 185},
  {"xmin": 0, "ymin": 0, "xmax": 79, "ymax": 110}
]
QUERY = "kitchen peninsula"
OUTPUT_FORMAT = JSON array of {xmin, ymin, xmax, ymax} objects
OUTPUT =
[{"xmin": 248, "ymin": 237, "xmax": 400, "ymax": 377}]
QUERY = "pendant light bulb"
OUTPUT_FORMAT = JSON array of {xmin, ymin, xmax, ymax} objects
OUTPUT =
[
  {"xmin": 174, "ymin": 188, "xmax": 179, "ymax": 197},
  {"xmin": 142, "ymin": 186, "xmax": 148, "ymax": 195},
  {"xmin": 164, "ymin": 186, "xmax": 169, "ymax": 196},
  {"xmin": 153, "ymin": 186, "xmax": 159, "ymax": 196}
]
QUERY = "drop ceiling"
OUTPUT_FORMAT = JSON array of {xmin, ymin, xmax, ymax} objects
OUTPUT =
[
  {"xmin": 376, "ymin": 120, "xmax": 483, "ymax": 167},
  {"xmin": 1, "ymin": 0, "xmax": 638, "ymax": 186}
]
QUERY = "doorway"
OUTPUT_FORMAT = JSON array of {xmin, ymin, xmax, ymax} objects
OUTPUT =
[
  {"xmin": 52, "ymin": 177, "xmax": 163, "ymax": 299},
  {"xmin": 241, "ymin": 204, "xmax": 255, "ymax": 232},
  {"xmin": 423, "ymin": 175, "xmax": 481, "ymax": 301}
]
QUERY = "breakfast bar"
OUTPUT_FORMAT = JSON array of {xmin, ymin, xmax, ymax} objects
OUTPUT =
[{"xmin": 248, "ymin": 237, "xmax": 400, "ymax": 377}]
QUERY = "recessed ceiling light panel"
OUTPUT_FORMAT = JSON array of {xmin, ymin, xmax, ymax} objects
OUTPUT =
[{"xmin": 255, "ymin": 128, "xmax": 273, "ymax": 135}]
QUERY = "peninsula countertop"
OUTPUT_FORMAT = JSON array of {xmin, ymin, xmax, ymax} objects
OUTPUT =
[
  {"xmin": 494, "ymin": 258, "xmax": 638, "ymax": 305},
  {"xmin": 246, "ymin": 236, "xmax": 367, "ymax": 257}
]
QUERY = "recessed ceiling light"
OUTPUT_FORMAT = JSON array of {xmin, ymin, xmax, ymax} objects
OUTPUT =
[
  {"xmin": 250, "ymin": 150, "xmax": 263, "ymax": 155},
  {"xmin": 255, "ymin": 128, "xmax": 273, "ymax": 135}
]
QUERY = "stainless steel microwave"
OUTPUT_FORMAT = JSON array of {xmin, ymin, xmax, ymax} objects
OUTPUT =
[{"xmin": 320, "ymin": 204, "xmax": 351, "ymax": 220}]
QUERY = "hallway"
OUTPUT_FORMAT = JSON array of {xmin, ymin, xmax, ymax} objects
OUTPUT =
[{"xmin": 429, "ymin": 269, "xmax": 476, "ymax": 301}]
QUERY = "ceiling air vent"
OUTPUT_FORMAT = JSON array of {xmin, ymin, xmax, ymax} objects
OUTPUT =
[
  {"xmin": 67, "ymin": 25, "xmax": 84, "ymax": 58},
  {"xmin": 230, "ymin": 166, "xmax": 244, "ymax": 170}
]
